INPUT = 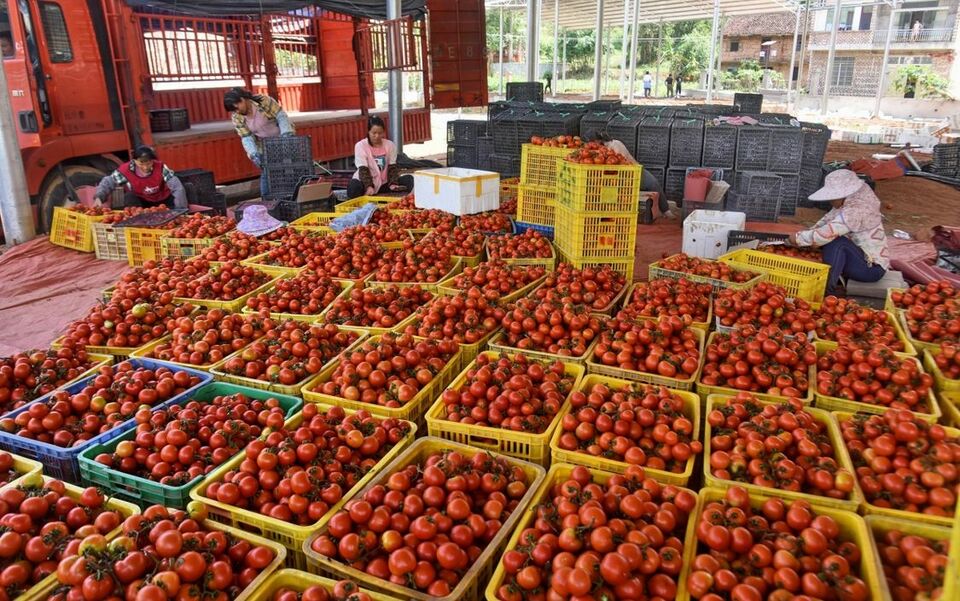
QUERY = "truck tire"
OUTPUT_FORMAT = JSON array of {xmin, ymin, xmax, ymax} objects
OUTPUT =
[{"xmin": 38, "ymin": 165, "xmax": 109, "ymax": 233}]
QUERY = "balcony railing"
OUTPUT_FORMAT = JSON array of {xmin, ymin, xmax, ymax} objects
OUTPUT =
[{"xmin": 809, "ymin": 27, "xmax": 955, "ymax": 49}]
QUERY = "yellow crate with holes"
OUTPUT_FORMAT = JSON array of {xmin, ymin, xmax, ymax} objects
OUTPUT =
[
  {"xmin": 939, "ymin": 391, "xmax": 960, "ymax": 426},
  {"xmin": 315, "ymin": 282, "xmax": 425, "ymax": 336},
  {"xmin": 290, "ymin": 212, "xmax": 338, "ymax": 227},
  {"xmin": 426, "ymin": 351, "xmax": 584, "ymax": 466},
  {"xmin": 436, "ymin": 271, "xmax": 545, "ymax": 304},
  {"xmin": 485, "ymin": 238, "xmax": 556, "ymax": 272},
  {"xmin": 173, "ymin": 265, "xmax": 286, "ymax": 313},
  {"xmin": 519, "ymin": 143, "xmax": 570, "ymax": 188},
  {"xmin": 585, "ymin": 326, "xmax": 704, "ymax": 391},
  {"xmin": 160, "ymin": 233, "xmax": 227, "ymax": 260},
  {"xmin": 124, "ymin": 225, "xmax": 175, "ymax": 267},
  {"xmin": 516, "ymin": 184, "xmax": 555, "ymax": 228},
  {"xmin": 366, "ymin": 259, "xmax": 463, "ymax": 294},
  {"xmin": 92, "ymin": 221, "xmax": 129, "ymax": 261},
  {"xmin": 553, "ymin": 204, "xmax": 637, "ymax": 261},
  {"xmin": 925, "ymin": 347, "xmax": 960, "ymax": 393},
  {"xmin": 946, "ymin": 497, "xmax": 960, "ymax": 601},
  {"xmin": 557, "ymin": 248, "xmax": 635, "ymax": 284},
  {"xmin": 50, "ymin": 335, "xmax": 153, "ymax": 361},
  {"xmin": 556, "ymin": 159, "xmax": 642, "ymax": 213},
  {"xmin": 0, "ymin": 454, "xmax": 42, "ymax": 490},
  {"xmin": 813, "ymin": 310, "xmax": 917, "ymax": 358},
  {"xmin": 650, "ymin": 254, "xmax": 767, "ymax": 291},
  {"xmin": 896, "ymin": 310, "xmax": 954, "ymax": 355},
  {"xmin": 257, "ymin": 570, "xmax": 404, "ymax": 601},
  {"xmin": 549, "ymin": 375, "xmax": 701, "ymax": 486},
  {"xmin": 334, "ymin": 196, "xmax": 400, "ymax": 213},
  {"xmin": 238, "ymin": 276, "xmax": 354, "ymax": 324},
  {"xmin": 487, "ymin": 331, "xmax": 598, "ymax": 366},
  {"xmin": 49, "ymin": 207, "xmax": 118, "ymax": 252},
  {"xmin": 719, "ymin": 248, "xmax": 831, "ymax": 304},
  {"xmin": 620, "ymin": 282, "xmax": 712, "ymax": 329},
  {"xmin": 865, "ymin": 515, "xmax": 953, "ymax": 601}
]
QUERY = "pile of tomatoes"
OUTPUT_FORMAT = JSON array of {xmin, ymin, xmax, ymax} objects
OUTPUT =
[
  {"xmin": 444, "ymin": 262, "xmax": 546, "ymax": 301},
  {"xmin": 657, "ymin": 254, "xmax": 759, "ymax": 283},
  {"xmin": 146, "ymin": 310, "xmax": 274, "ymax": 367},
  {"xmin": 486, "ymin": 230, "xmax": 553, "ymax": 260},
  {"xmin": 245, "ymin": 272, "xmax": 343, "ymax": 316},
  {"xmin": 258, "ymin": 232, "xmax": 382, "ymax": 280},
  {"xmin": 814, "ymin": 296, "xmax": 906, "ymax": 351},
  {"xmin": 459, "ymin": 212, "xmax": 513, "ymax": 234},
  {"xmin": 91, "ymin": 392, "xmax": 289, "ymax": 486},
  {"xmin": 438, "ymin": 353, "xmax": 575, "ymax": 433},
  {"xmin": 564, "ymin": 141, "xmax": 630, "ymax": 165},
  {"xmin": 592, "ymin": 316, "xmax": 701, "ymax": 379},
  {"xmin": 529, "ymin": 263, "xmax": 628, "ymax": 312},
  {"xmin": 165, "ymin": 214, "xmax": 236, "ymax": 239},
  {"xmin": 66, "ymin": 205, "xmax": 114, "ymax": 217},
  {"xmin": 391, "ymin": 194, "xmax": 415, "ymax": 210},
  {"xmin": 931, "ymin": 342, "xmax": 960, "ymax": 380},
  {"xmin": 555, "ymin": 381, "xmax": 701, "ymax": 472},
  {"xmin": 62, "ymin": 299, "xmax": 194, "ymax": 350},
  {"xmin": 0, "ymin": 451, "xmax": 25, "ymax": 486},
  {"xmin": 0, "ymin": 347, "xmax": 100, "ymax": 412},
  {"xmin": 889, "ymin": 280, "xmax": 957, "ymax": 312},
  {"xmin": 321, "ymin": 285, "xmax": 433, "ymax": 330},
  {"xmin": 686, "ymin": 486, "xmax": 870, "ymax": 601},
  {"xmin": 270, "ymin": 578, "xmax": 379, "ymax": 601},
  {"xmin": 838, "ymin": 410, "xmax": 960, "ymax": 517},
  {"xmin": 218, "ymin": 322, "xmax": 358, "ymax": 387},
  {"xmin": 758, "ymin": 244, "xmax": 823, "ymax": 262},
  {"xmin": 0, "ymin": 362, "xmax": 202, "ymax": 448},
  {"xmin": 383, "ymin": 209, "xmax": 456, "ymax": 231},
  {"xmin": 203, "ymin": 403, "xmax": 410, "ymax": 524},
  {"xmin": 707, "ymin": 394, "xmax": 856, "ymax": 499},
  {"xmin": 420, "ymin": 227, "xmax": 486, "ymax": 258},
  {"xmin": 529, "ymin": 135, "xmax": 583, "ymax": 148},
  {"xmin": 498, "ymin": 197, "xmax": 517, "ymax": 215},
  {"xmin": 890, "ymin": 280, "xmax": 960, "ymax": 346},
  {"xmin": 0, "ymin": 477, "xmax": 127, "ymax": 598},
  {"xmin": 200, "ymin": 231, "xmax": 273, "ymax": 262},
  {"xmin": 52, "ymin": 504, "xmax": 276, "ymax": 601},
  {"xmin": 371, "ymin": 245, "xmax": 454, "ymax": 283},
  {"xmin": 111, "ymin": 260, "xmax": 210, "ymax": 304},
  {"xmin": 874, "ymin": 527, "xmax": 951, "ymax": 600},
  {"xmin": 714, "ymin": 283, "xmax": 816, "ymax": 334},
  {"xmin": 499, "ymin": 297, "xmax": 601, "ymax": 358},
  {"xmin": 815, "ymin": 344, "xmax": 933, "ymax": 411},
  {"xmin": 700, "ymin": 326, "xmax": 817, "ymax": 399},
  {"xmin": 99, "ymin": 206, "xmax": 168, "ymax": 225},
  {"xmin": 616, "ymin": 278, "xmax": 713, "ymax": 325},
  {"xmin": 496, "ymin": 465, "xmax": 694, "ymax": 601},
  {"xmin": 398, "ymin": 292, "xmax": 505, "ymax": 345},
  {"xmin": 310, "ymin": 448, "xmax": 531, "ymax": 597},
  {"xmin": 307, "ymin": 334, "xmax": 458, "ymax": 408},
  {"xmin": 172, "ymin": 261, "xmax": 273, "ymax": 302}
]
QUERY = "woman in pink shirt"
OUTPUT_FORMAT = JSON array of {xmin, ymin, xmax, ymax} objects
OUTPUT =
[{"xmin": 347, "ymin": 116, "xmax": 413, "ymax": 199}]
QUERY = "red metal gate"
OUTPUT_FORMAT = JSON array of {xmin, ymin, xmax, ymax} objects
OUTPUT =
[{"xmin": 427, "ymin": 0, "xmax": 488, "ymax": 108}]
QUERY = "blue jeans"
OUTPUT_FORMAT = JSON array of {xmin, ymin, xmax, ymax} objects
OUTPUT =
[
  {"xmin": 821, "ymin": 237, "xmax": 885, "ymax": 293},
  {"xmin": 259, "ymin": 173, "xmax": 269, "ymax": 199}
]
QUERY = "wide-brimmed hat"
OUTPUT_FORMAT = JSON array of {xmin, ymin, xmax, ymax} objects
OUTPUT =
[
  {"xmin": 808, "ymin": 169, "xmax": 865, "ymax": 202},
  {"xmin": 237, "ymin": 204, "xmax": 285, "ymax": 237}
]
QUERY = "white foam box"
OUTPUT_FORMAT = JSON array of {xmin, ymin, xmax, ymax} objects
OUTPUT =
[
  {"xmin": 682, "ymin": 210, "xmax": 747, "ymax": 259},
  {"xmin": 413, "ymin": 168, "xmax": 500, "ymax": 216}
]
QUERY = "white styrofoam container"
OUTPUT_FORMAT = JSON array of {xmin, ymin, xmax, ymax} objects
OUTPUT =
[
  {"xmin": 413, "ymin": 168, "xmax": 500, "ymax": 216},
  {"xmin": 682, "ymin": 210, "xmax": 747, "ymax": 259}
]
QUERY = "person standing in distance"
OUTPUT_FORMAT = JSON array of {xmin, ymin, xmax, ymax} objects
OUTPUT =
[
  {"xmin": 642, "ymin": 71, "xmax": 653, "ymax": 98},
  {"xmin": 224, "ymin": 87, "xmax": 296, "ymax": 199}
]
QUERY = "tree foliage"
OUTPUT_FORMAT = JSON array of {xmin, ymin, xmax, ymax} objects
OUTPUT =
[{"xmin": 892, "ymin": 64, "xmax": 952, "ymax": 99}]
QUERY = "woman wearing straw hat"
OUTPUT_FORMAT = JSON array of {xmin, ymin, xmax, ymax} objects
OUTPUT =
[{"xmin": 787, "ymin": 169, "xmax": 890, "ymax": 295}]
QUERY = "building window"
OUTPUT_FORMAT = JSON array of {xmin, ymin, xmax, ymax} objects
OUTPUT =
[
  {"xmin": 38, "ymin": 2, "xmax": 72, "ymax": 63},
  {"xmin": 831, "ymin": 57, "xmax": 855, "ymax": 87},
  {"xmin": 859, "ymin": 7, "xmax": 873, "ymax": 30},
  {"xmin": 730, "ymin": 39, "xmax": 740, "ymax": 52},
  {"xmin": 888, "ymin": 55, "xmax": 933, "ymax": 65}
]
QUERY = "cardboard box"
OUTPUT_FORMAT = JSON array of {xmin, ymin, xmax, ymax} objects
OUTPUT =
[{"xmin": 294, "ymin": 178, "xmax": 332, "ymax": 203}]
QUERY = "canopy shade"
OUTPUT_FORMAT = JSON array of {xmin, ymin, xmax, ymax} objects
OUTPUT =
[
  {"xmin": 125, "ymin": 0, "xmax": 427, "ymax": 19},
  {"xmin": 487, "ymin": 0, "xmax": 801, "ymax": 27}
]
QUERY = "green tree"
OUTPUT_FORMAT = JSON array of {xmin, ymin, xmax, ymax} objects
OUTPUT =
[
  {"xmin": 666, "ymin": 21, "xmax": 712, "ymax": 80},
  {"xmin": 892, "ymin": 65, "xmax": 952, "ymax": 99}
]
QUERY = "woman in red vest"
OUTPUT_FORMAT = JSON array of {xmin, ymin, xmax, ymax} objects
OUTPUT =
[{"xmin": 92, "ymin": 146, "xmax": 187, "ymax": 208}]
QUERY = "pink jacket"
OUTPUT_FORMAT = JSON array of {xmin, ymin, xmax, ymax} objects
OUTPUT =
[
  {"xmin": 794, "ymin": 185, "xmax": 891, "ymax": 269},
  {"xmin": 353, "ymin": 138, "xmax": 397, "ymax": 190}
]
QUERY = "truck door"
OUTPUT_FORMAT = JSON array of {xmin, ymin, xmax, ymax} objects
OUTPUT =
[
  {"xmin": 426, "ymin": 0, "xmax": 487, "ymax": 108},
  {"xmin": 2, "ymin": 0, "xmax": 44, "ymax": 148}
]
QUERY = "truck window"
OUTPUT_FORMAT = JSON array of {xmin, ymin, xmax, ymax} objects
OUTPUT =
[
  {"xmin": 1, "ymin": 4, "xmax": 14, "ymax": 59},
  {"xmin": 38, "ymin": 1, "xmax": 70, "ymax": 62}
]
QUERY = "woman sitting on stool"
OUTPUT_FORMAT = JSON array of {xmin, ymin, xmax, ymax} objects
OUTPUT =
[
  {"xmin": 788, "ymin": 169, "xmax": 890, "ymax": 295},
  {"xmin": 347, "ymin": 116, "xmax": 413, "ymax": 199}
]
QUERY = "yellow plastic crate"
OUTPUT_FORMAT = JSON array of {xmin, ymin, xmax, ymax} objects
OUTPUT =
[
  {"xmin": 123, "ymin": 225, "xmax": 175, "ymax": 267},
  {"xmin": 556, "ymin": 159, "xmax": 642, "ymax": 213},
  {"xmin": 519, "ymin": 144, "xmax": 569, "ymax": 188},
  {"xmin": 884, "ymin": 287, "xmax": 906, "ymax": 313},
  {"xmin": 650, "ymin": 254, "xmax": 768, "ymax": 291},
  {"xmin": 720, "ymin": 248, "xmax": 831, "ymax": 303},
  {"xmin": 897, "ymin": 310, "xmax": 954, "ymax": 355},
  {"xmin": 485, "ymin": 238, "xmax": 556, "ymax": 272},
  {"xmin": 813, "ymin": 310, "xmax": 917, "ymax": 358},
  {"xmin": 160, "ymin": 233, "xmax": 227, "ymax": 260},
  {"xmin": 241, "ymin": 251, "xmax": 307, "ymax": 276},
  {"xmin": 304, "ymin": 437, "xmax": 545, "ymax": 601},
  {"xmin": 865, "ymin": 515, "xmax": 953, "ymax": 601},
  {"xmin": 173, "ymin": 267, "xmax": 285, "ymax": 313},
  {"xmin": 392, "ymin": 324, "xmax": 500, "ymax": 369},
  {"xmin": 190, "ymin": 410, "xmax": 414, "ymax": 570},
  {"xmin": 290, "ymin": 212, "xmax": 338, "ymax": 227},
  {"xmin": 556, "ymin": 248, "xmax": 635, "ymax": 283},
  {"xmin": 239, "ymin": 276, "xmax": 353, "ymax": 324},
  {"xmin": 426, "ymin": 351, "xmax": 585, "ymax": 466},
  {"xmin": 834, "ymin": 411, "xmax": 960, "ymax": 527},
  {"xmin": 516, "ymin": 184, "xmax": 555, "ymax": 228},
  {"xmin": 500, "ymin": 177, "xmax": 519, "ymax": 199},
  {"xmin": 585, "ymin": 326, "xmax": 704, "ymax": 391},
  {"xmin": 487, "ymin": 331, "xmax": 598, "ymax": 366},
  {"xmin": 257, "ymin": 569, "xmax": 403, "ymax": 601},
  {"xmin": 92, "ymin": 221, "xmax": 128, "ymax": 261},
  {"xmin": 49, "ymin": 207, "xmax": 117, "ymax": 252},
  {"xmin": 334, "ymin": 196, "xmax": 401, "ymax": 214},
  {"xmin": 301, "ymin": 338, "xmax": 463, "ymax": 430},
  {"xmin": 50, "ymin": 336, "xmax": 154, "ymax": 361},
  {"xmin": 813, "ymin": 343, "xmax": 940, "ymax": 423},
  {"xmin": 0, "ymin": 453, "xmax": 42, "ymax": 490},
  {"xmin": 946, "ymin": 501, "xmax": 960, "ymax": 601},
  {"xmin": 435, "ymin": 271, "xmax": 546, "ymax": 304},
  {"xmin": 131, "ymin": 334, "xmax": 263, "ymax": 371},
  {"xmin": 366, "ymin": 259, "xmax": 463, "ymax": 293},
  {"xmin": 940, "ymin": 391, "xmax": 960, "ymax": 427},
  {"xmin": 703, "ymin": 395, "xmax": 862, "ymax": 511},
  {"xmin": 549, "ymin": 375, "xmax": 701, "ymax": 486},
  {"xmin": 525, "ymin": 277, "xmax": 628, "ymax": 316},
  {"xmin": 485, "ymin": 463, "xmax": 700, "ymax": 601},
  {"xmin": 315, "ymin": 284, "xmax": 430, "ymax": 336},
  {"xmin": 676, "ymin": 487, "xmax": 884, "ymax": 601},
  {"xmin": 553, "ymin": 204, "xmax": 638, "ymax": 262},
  {"xmin": 620, "ymin": 281, "xmax": 712, "ymax": 330},
  {"xmin": 925, "ymin": 347, "xmax": 960, "ymax": 392}
]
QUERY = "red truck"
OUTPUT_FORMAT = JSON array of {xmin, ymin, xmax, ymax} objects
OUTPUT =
[{"xmin": 1, "ymin": 0, "xmax": 487, "ymax": 230}]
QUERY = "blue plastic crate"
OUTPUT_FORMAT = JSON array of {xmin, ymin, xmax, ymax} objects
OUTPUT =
[
  {"xmin": 0, "ymin": 359, "xmax": 212, "ymax": 482},
  {"xmin": 515, "ymin": 221, "xmax": 554, "ymax": 240}
]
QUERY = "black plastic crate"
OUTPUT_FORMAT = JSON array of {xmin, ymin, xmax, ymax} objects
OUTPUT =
[
  {"xmin": 669, "ymin": 119, "xmax": 704, "ymax": 167},
  {"xmin": 491, "ymin": 109, "xmax": 529, "ymax": 156},
  {"xmin": 149, "ymin": 108, "xmax": 189, "ymax": 132},
  {"xmin": 637, "ymin": 117, "xmax": 672, "ymax": 166},
  {"xmin": 645, "ymin": 106, "xmax": 677, "ymax": 119},
  {"xmin": 541, "ymin": 111, "xmax": 582, "ymax": 138},
  {"xmin": 799, "ymin": 165, "xmax": 825, "ymax": 207},
  {"xmin": 491, "ymin": 153, "xmax": 520, "ymax": 177},
  {"xmin": 736, "ymin": 171, "xmax": 783, "ymax": 199},
  {"xmin": 446, "ymin": 120, "xmax": 488, "ymax": 144},
  {"xmin": 580, "ymin": 112, "xmax": 613, "ymax": 142},
  {"xmin": 736, "ymin": 127, "xmax": 772, "ymax": 171},
  {"xmin": 767, "ymin": 127, "xmax": 803, "ymax": 174},
  {"xmin": 665, "ymin": 167, "xmax": 687, "ymax": 202},
  {"xmin": 607, "ymin": 113, "xmax": 644, "ymax": 157},
  {"xmin": 195, "ymin": 192, "xmax": 228, "ymax": 216},
  {"xmin": 758, "ymin": 113, "xmax": 796, "ymax": 126},
  {"xmin": 517, "ymin": 112, "xmax": 546, "ymax": 144},
  {"xmin": 733, "ymin": 93, "xmax": 763, "ymax": 113},
  {"xmin": 776, "ymin": 172, "xmax": 800, "ymax": 216},
  {"xmin": 587, "ymin": 99, "xmax": 622, "ymax": 111},
  {"xmin": 801, "ymin": 122, "xmax": 831, "ymax": 167},
  {"xmin": 505, "ymin": 82, "xmax": 544, "ymax": 103},
  {"xmin": 175, "ymin": 168, "xmax": 216, "ymax": 200},
  {"xmin": 265, "ymin": 166, "xmax": 314, "ymax": 200},
  {"xmin": 727, "ymin": 191, "xmax": 781, "ymax": 222},
  {"xmin": 643, "ymin": 166, "xmax": 665, "ymax": 191},
  {"xmin": 477, "ymin": 137, "xmax": 494, "ymax": 171},
  {"xmin": 263, "ymin": 135, "xmax": 313, "ymax": 167},
  {"xmin": 488, "ymin": 101, "xmax": 511, "ymax": 122},
  {"xmin": 447, "ymin": 144, "xmax": 478, "ymax": 168},
  {"xmin": 701, "ymin": 122, "xmax": 737, "ymax": 169},
  {"xmin": 692, "ymin": 103, "xmax": 733, "ymax": 117},
  {"xmin": 273, "ymin": 198, "xmax": 331, "ymax": 222},
  {"xmin": 727, "ymin": 230, "xmax": 789, "ymax": 248}
]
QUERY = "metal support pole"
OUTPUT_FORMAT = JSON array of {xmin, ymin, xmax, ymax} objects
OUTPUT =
[
  {"xmin": 706, "ymin": 0, "xmax": 720, "ymax": 102},
  {"xmin": 798, "ymin": 1, "xmax": 811, "ymax": 95},
  {"xmin": 552, "ymin": 0, "xmax": 559, "ymax": 97},
  {"xmin": 593, "ymin": 0, "xmax": 604, "ymax": 101},
  {"xmin": 526, "ymin": 0, "xmax": 539, "ymax": 81},
  {"xmin": 562, "ymin": 30, "xmax": 567, "ymax": 92},
  {"xmin": 656, "ymin": 20, "xmax": 663, "ymax": 96},
  {"xmin": 0, "ymin": 54, "xmax": 35, "ymax": 244},
  {"xmin": 787, "ymin": 8, "xmax": 801, "ymax": 108},
  {"xmin": 620, "ymin": 0, "xmax": 630, "ymax": 99},
  {"xmin": 874, "ymin": 4, "xmax": 899, "ymax": 117},
  {"xmin": 821, "ymin": 0, "xmax": 843, "ymax": 114},
  {"xmin": 604, "ymin": 26, "xmax": 612, "ymax": 95},
  {"xmin": 628, "ymin": 0, "xmax": 640, "ymax": 101},
  {"xmin": 386, "ymin": 0, "xmax": 403, "ymax": 150},
  {"xmin": 260, "ymin": 15, "xmax": 279, "ymax": 101},
  {"xmin": 499, "ymin": 7, "xmax": 505, "ymax": 96},
  {"xmin": 715, "ymin": 20, "xmax": 723, "ymax": 94}
]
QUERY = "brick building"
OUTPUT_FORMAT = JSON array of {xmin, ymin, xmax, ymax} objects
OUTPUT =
[{"xmin": 721, "ymin": 14, "xmax": 799, "ymax": 83}]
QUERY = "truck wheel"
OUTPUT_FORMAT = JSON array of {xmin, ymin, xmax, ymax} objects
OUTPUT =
[{"xmin": 38, "ymin": 165, "xmax": 109, "ymax": 233}]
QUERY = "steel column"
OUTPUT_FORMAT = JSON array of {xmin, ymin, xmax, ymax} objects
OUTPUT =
[
  {"xmin": 387, "ymin": 0, "xmax": 403, "ymax": 149},
  {"xmin": 499, "ymin": 7, "xmax": 505, "ymax": 96},
  {"xmin": 821, "ymin": 0, "xmax": 843, "ymax": 114},
  {"xmin": 593, "ymin": 0, "xmax": 604, "ymax": 101},
  {"xmin": 628, "ymin": 0, "xmax": 640, "ymax": 101},
  {"xmin": 787, "ymin": 8, "xmax": 801, "ymax": 108},
  {"xmin": 620, "ymin": 0, "xmax": 630, "ymax": 99},
  {"xmin": 706, "ymin": 0, "xmax": 720, "ymax": 102},
  {"xmin": 552, "ymin": 0, "xmax": 559, "ymax": 97},
  {"xmin": 874, "ymin": 3, "xmax": 899, "ymax": 117},
  {"xmin": 526, "ymin": 0, "xmax": 539, "ymax": 81},
  {"xmin": 0, "ymin": 52, "xmax": 35, "ymax": 244}
]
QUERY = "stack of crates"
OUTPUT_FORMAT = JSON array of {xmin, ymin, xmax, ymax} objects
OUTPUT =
[
  {"xmin": 516, "ymin": 143, "xmax": 570, "ymax": 237},
  {"xmin": 553, "ymin": 159, "xmax": 641, "ymax": 281},
  {"xmin": 262, "ymin": 136, "xmax": 313, "ymax": 201}
]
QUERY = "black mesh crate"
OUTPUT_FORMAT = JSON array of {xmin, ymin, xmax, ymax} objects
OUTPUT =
[
  {"xmin": 477, "ymin": 137, "xmax": 494, "ymax": 171},
  {"xmin": 447, "ymin": 144, "xmax": 478, "ymax": 168},
  {"xmin": 491, "ymin": 153, "xmax": 520, "ymax": 177},
  {"xmin": 727, "ymin": 191, "xmax": 781, "ymax": 222},
  {"xmin": 643, "ymin": 166, "xmax": 665, "ymax": 192},
  {"xmin": 176, "ymin": 168, "xmax": 216, "ymax": 199},
  {"xmin": 733, "ymin": 93, "xmax": 763, "ymax": 113},
  {"xmin": 505, "ymin": 82, "xmax": 544, "ymax": 103},
  {"xmin": 446, "ymin": 120, "xmax": 488, "ymax": 144},
  {"xmin": 637, "ymin": 117, "xmax": 672, "ymax": 166},
  {"xmin": 669, "ymin": 119, "xmax": 704, "ymax": 167},
  {"xmin": 580, "ymin": 112, "xmax": 613, "ymax": 142},
  {"xmin": 736, "ymin": 127, "xmax": 772, "ymax": 171},
  {"xmin": 645, "ymin": 106, "xmax": 677, "ymax": 119},
  {"xmin": 776, "ymin": 172, "xmax": 800, "ymax": 216},
  {"xmin": 692, "ymin": 104, "xmax": 733, "ymax": 117},
  {"xmin": 665, "ymin": 167, "xmax": 687, "ymax": 202},
  {"xmin": 517, "ymin": 112, "xmax": 546, "ymax": 145},
  {"xmin": 587, "ymin": 99, "xmax": 622, "ymax": 111},
  {"xmin": 607, "ymin": 113, "xmax": 644, "ymax": 157},
  {"xmin": 701, "ymin": 122, "xmax": 737, "ymax": 169},
  {"xmin": 194, "ymin": 192, "xmax": 228, "ymax": 216},
  {"xmin": 149, "ymin": 108, "xmax": 189, "ymax": 132},
  {"xmin": 273, "ymin": 198, "xmax": 331, "ymax": 222},
  {"xmin": 801, "ymin": 122, "xmax": 831, "ymax": 167},
  {"xmin": 264, "ymin": 166, "xmax": 314, "ymax": 200},
  {"xmin": 727, "ymin": 230, "xmax": 789, "ymax": 248},
  {"xmin": 491, "ymin": 109, "xmax": 529, "ymax": 156},
  {"xmin": 263, "ymin": 135, "xmax": 313, "ymax": 166},
  {"xmin": 488, "ymin": 101, "xmax": 511, "ymax": 122},
  {"xmin": 541, "ymin": 111, "xmax": 582, "ymax": 138},
  {"xmin": 767, "ymin": 127, "xmax": 803, "ymax": 174},
  {"xmin": 736, "ymin": 171, "xmax": 783, "ymax": 199},
  {"xmin": 799, "ymin": 165, "xmax": 826, "ymax": 207}
]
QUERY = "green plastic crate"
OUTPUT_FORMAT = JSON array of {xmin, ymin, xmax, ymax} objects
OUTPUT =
[{"xmin": 76, "ymin": 382, "xmax": 302, "ymax": 509}]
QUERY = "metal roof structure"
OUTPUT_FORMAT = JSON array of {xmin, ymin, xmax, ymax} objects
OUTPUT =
[{"xmin": 486, "ymin": 0, "xmax": 804, "ymax": 26}]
